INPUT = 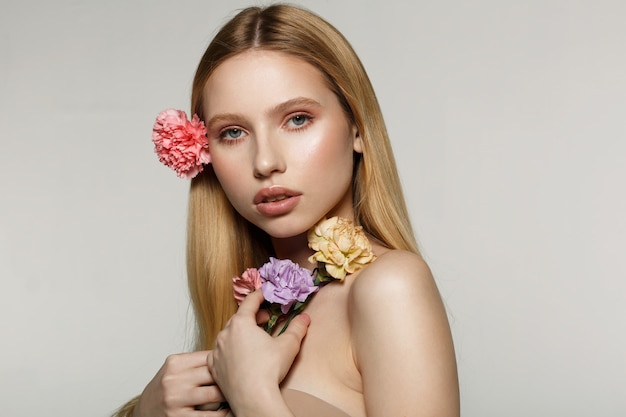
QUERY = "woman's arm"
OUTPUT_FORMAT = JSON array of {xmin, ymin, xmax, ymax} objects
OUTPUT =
[
  {"xmin": 350, "ymin": 250, "xmax": 460, "ymax": 417},
  {"xmin": 207, "ymin": 290, "xmax": 310, "ymax": 417}
]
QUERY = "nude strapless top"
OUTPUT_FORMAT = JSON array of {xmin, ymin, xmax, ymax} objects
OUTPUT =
[{"xmin": 282, "ymin": 389, "xmax": 351, "ymax": 417}]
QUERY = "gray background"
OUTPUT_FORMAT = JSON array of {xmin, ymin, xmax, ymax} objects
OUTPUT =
[{"xmin": 1, "ymin": 0, "xmax": 625, "ymax": 416}]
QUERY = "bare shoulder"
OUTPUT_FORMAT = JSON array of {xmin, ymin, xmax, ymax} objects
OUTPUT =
[
  {"xmin": 349, "ymin": 249, "xmax": 439, "ymax": 307},
  {"xmin": 347, "ymin": 250, "xmax": 460, "ymax": 416}
]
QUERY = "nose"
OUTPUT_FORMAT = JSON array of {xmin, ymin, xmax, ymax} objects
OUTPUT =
[{"xmin": 253, "ymin": 132, "xmax": 286, "ymax": 178}]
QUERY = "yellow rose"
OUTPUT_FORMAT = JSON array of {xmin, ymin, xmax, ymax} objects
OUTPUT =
[{"xmin": 308, "ymin": 217, "xmax": 376, "ymax": 280}]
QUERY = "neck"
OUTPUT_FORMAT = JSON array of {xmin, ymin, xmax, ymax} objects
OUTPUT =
[{"xmin": 271, "ymin": 233, "xmax": 316, "ymax": 270}]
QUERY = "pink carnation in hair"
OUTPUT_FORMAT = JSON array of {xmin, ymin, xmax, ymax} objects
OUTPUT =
[
  {"xmin": 152, "ymin": 109, "xmax": 211, "ymax": 179},
  {"xmin": 233, "ymin": 268, "xmax": 263, "ymax": 305}
]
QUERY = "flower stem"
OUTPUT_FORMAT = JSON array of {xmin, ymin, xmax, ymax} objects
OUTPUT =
[{"xmin": 277, "ymin": 312, "xmax": 297, "ymax": 335}]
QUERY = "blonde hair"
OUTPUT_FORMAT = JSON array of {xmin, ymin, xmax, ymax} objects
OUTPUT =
[
  {"xmin": 187, "ymin": 4, "xmax": 418, "ymax": 350},
  {"xmin": 113, "ymin": 5, "xmax": 418, "ymax": 416}
]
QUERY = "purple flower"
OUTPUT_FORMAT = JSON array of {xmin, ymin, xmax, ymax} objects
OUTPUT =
[{"xmin": 259, "ymin": 257, "xmax": 317, "ymax": 314}]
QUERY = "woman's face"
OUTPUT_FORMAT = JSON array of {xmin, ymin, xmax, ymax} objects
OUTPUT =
[{"xmin": 202, "ymin": 50, "xmax": 362, "ymax": 239}]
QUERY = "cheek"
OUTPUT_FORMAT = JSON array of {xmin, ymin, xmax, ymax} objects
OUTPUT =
[
  {"xmin": 294, "ymin": 125, "xmax": 354, "ymax": 167},
  {"xmin": 211, "ymin": 157, "xmax": 249, "ymax": 201},
  {"xmin": 210, "ymin": 145, "xmax": 246, "ymax": 181},
  {"xmin": 211, "ymin": 157, "xmax": 231, "ymax": 185}
]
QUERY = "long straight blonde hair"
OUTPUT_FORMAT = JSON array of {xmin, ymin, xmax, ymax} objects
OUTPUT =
[
  {"xmin": 112, "ymin": 5, "xmax": 419, "ymax": 416},
  {"xmin": 187, "ymin": 4, "xmax": 419, "ymax": 350}
]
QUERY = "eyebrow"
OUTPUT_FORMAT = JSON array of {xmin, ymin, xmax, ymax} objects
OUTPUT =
[
  {"xmin": 206, "ymin": 97, "xmax": 322, "ymax": 130},
  {"xmin": 269, "ymin": 97, "xmax": 322, "ymax": 116}
]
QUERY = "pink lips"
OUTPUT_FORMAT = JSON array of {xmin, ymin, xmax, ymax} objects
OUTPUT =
[{"xmin": 254, "ymin": 186, "xmax": 302, "ymax": 216}]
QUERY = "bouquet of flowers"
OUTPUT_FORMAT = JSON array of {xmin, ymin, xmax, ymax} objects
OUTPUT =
[{"xmin": 232, "ymin": 216, "xmax": 376, "ymax": 334}]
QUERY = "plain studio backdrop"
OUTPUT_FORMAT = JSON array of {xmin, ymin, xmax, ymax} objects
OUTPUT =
[{"xmin": 1, "ymin": 0, "xmax": 624, "ymax": 416}]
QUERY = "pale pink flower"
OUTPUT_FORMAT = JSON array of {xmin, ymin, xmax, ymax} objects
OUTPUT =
[
  {"xmin": 232, "ymin": 268, "xmax": 262, "ymax": 305},
  {"xmin": 308, "ymin": 216, "xmax": 376, "ymax": 280},
  {"xmin": 152, "ymin": 108, "xmax": 211, "ymax": 179}
]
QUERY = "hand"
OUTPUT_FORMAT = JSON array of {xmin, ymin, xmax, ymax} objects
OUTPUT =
[
  {"xmin": 134, "ymin": 350, "xmax": 228, "ymax": 417},
  {"xmin": 207, "ymin": 291, "xmax": 310, "ymax": 414}
]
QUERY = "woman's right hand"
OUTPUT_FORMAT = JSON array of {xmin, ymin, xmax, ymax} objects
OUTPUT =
[
  {"xmin": 208, "ymin": 291, "xmax": 309, "ymax": 417},
  {"xmin": 133, "ymin": 350, "xmax": 228, "ymax": 417}
]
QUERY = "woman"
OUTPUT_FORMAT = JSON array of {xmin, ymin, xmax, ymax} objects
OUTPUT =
[{"xmin": 115, "ymin": 4, "xmax": 458, "ymax": 417}]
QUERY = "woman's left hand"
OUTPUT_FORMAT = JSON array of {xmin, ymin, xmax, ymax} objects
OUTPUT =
[{"xmin": 207, "ymin": 290, "xmax": 310, "ymax": 415}]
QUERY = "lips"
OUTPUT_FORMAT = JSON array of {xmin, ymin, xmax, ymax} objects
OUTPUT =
[
  {"xmin": 260, "ymin": 194, "xmax": 289, "ymax": 203},
  {"xmin": 254, "ymin": 186, "xmax": 302, "ymax": 216}
]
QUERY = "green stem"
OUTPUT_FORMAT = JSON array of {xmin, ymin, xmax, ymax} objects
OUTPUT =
[{"xmin": 277, "ymin": 312, "xmax": 298, "ymax": 335}]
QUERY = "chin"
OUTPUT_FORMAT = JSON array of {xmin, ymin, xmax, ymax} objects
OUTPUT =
[
  {"xmin": 265, "ymin": 226, "xmax": 309, "ymax": 240},
  {"xmin": 254, "ymin": 217, "xmax": 315, "ymax": 240}
]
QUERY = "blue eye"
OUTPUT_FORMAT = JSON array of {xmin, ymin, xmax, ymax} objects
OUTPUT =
[
  {"xmin": 291, "ymin": 115, "xmax": 308, "ymax": 126},
  {"xmin": 221, "ymin": 128, "xmax": 243, "ymax": 140},
  {"xmin": 287, "ymin": 114, "xmax": 312, "ymax": 129}
]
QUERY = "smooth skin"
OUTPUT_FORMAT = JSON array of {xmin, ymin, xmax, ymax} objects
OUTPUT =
[
  {"xmin": 208, "ymin": 291, "xmax": 311, "ymax": 417},
  {"xmin": 207, "ymin": 249, "xmax": 459, "ymax": 417},
  {"xmin": 203, "ymin": 50, "xmax": 459, "ymax": 416},
  {"xmin": 203, "ymin": 50, "xmax": 362, "ymax": 239},
  {"xmin": 136, "ymin": 49, "xmax": 459, "ymax": 416},
  {"xmin": 134, "ymin": 351, "xmax": 228, "ymax": 417}
]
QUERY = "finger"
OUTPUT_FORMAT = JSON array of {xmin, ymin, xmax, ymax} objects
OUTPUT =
[
  {"xmin": 191, "ymin": 408, "xmax": 229, "ymax": 416},
  {"xmin": 236, "ymin": 289, "xmax": 265, "ymax": 315},
  {"xmin": 256, "ymin": 307, "xmax": 270, "ymax": 325},
  {"xmin": 206, "ymin": 350, "xmax": 214, "ymax": 371},
  {"xmin": 161, "ymin": 350, "xmax": 214, "ymax": 381},
  {"xmin": 167, "ymin": 350, "xmax": 214, "ymax": 369},
  {"xmin": 195, "ymin": 401, "xmax": 225, "ymax": 411},
  {"xmin": 190, "ymin": 384, "xmax": 226, "ymax": 406},
  {"xmin": 279, "ymin": 313, "xmax": 311, "ymax": 354},
  {"xmin": 188, "ymin": 363, "xmax": 216, "ymax": 385},
  {"xmin": 188, "ymin": 350, "xmax": 213, "ymax": 366}
]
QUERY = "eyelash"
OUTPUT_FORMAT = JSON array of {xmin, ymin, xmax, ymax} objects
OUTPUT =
[
  {"xmin": 215, "ymin": 112, "xmax": 314, "ymax": 144},
  {"xmin": 285, "ymin": 113, "xmax": 313, "ymax": 130},
  {"xmin": 218, "ymin": 127, "xmax": 246, "ymax": 143}
]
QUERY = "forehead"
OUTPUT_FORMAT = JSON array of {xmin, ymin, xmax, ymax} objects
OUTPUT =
[{"xmin": 202, "ymin": 50, "xmax": 336, "ymax": 114}]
